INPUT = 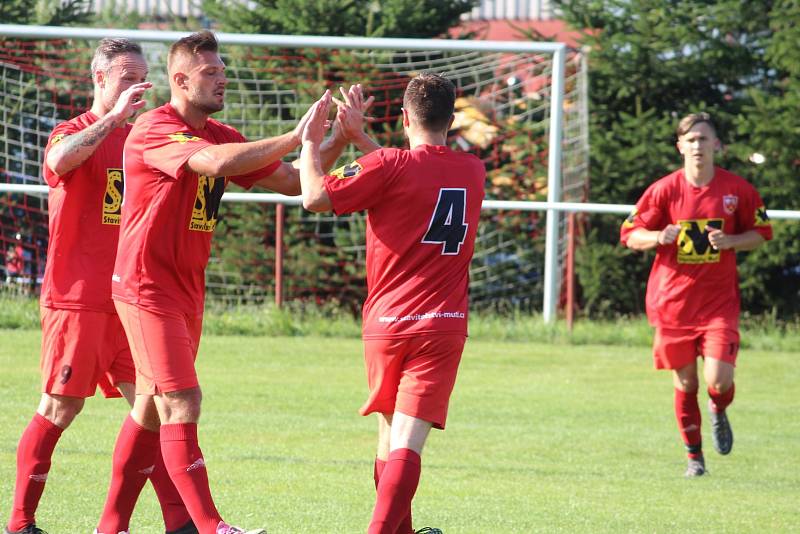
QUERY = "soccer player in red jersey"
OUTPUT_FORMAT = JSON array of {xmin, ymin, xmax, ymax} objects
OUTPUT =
[
  {"xmin": 620, "ymin": 113, "xmax": 772, "ymax": 477},
  {"xmin": 299, "ymin": 74, "xmax": 486, "ymax": 533},
  {"xmin": 4, "ymin": 39, "xmax": 194, "ymax": 534},
  {"xmin": 101, "ymin": 31, "xmax": 349, "ymax": 534}
]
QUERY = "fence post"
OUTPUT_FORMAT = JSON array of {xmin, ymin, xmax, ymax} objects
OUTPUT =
[{"xmin": 275, "ymin": 203, "xmax": 285, "ymax": 308}]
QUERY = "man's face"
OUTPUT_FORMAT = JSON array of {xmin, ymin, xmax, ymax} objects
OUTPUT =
[
  {"xmin": 677, "ymin": 122, "xmax": 719, "ymax": 169},
  {"xmin": 98, "ymin": 53, "xmax": 148, "ymax": 109},
  {"xmin": 184, "ymin": 50, "xmax": 227, "ymax": 114}
]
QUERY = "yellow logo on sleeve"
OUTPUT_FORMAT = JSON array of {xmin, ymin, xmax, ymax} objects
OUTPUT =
[
  {"xmin": 168, "ymin": 132, "xmax": 203, "ymax": 144},
  {"xmin": 622, "ymin": 208, "xmax": 638, "ymax": 228},
  {"xmin": 50, "ymin": 134, "xmax": 66, "ymax": 145},
  {"xmin": 102, "ymin": 168, "xmax": 124, "ymax": 225},
  {"xmin": 330, "ymin": 161, "xmax": 363, "ymax": 180},
  {"xmin": 676, "ymin": 218, "xmax": 724, "ymax": 264},
  {"xmin": 754, "ymin": 206, "xmax": 770, "ymax": 227}
]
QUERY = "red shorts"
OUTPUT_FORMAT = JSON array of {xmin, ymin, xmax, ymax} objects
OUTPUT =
[
  {"xmin": 114, "ymin": 301, "xmax": 203, "ymax": 395},
  {"xmin": 40, "ymin": 306, "xmax": 134, "ymax": 399},
  {"xmin": 360, "ymin": 334, "xmax": 466, "ymax": 430},
  {"xmin": 653, "ymin": 325, "xmax": 740, "ymax": 370}
]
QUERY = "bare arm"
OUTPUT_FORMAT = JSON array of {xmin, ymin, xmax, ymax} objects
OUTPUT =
[
  {"xmin": 625, "ymin": 224, "xmax": 681, "ymax": 251},
  {"xmin": 46, "ymin": 82, "xmax": 151, "ymax": 176},
  {"xmin": 299, "ymin": 94, "xmax": 334, "ymax": 212},
  {"xmin": 707, "ymin": 227, "xmax": 765, "ymax": 251}
]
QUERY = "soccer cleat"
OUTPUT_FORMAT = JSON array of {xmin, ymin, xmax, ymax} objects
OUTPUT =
[
  {"xmin": 215, "ymin": 522, "xmax": 266, "ymax": 534},
  {"xmin": 4, "ymin": 526, "xmax": 48, "ymax": 534},
  {"xmin": 92, "ymin": 529, "xmax": 129, "ymax": 534},
  {"xmin": 415, "ymin": 528, "xmax": 443, "ymax": 534},
  {"xmin": 708, "ymin": 399, "xmax": 734, "ymax": 455},
  {"xmin": 684, "ymin": 455, "xmax": 706, "ymax": 477},
  {"xmin": 166, "ymin": 520, "xmax": 199, "ymax": 534}
]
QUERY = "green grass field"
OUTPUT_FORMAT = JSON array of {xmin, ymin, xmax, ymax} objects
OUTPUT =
[{"xmin": 1, "ymin": 329, "xmax": 798, "ymax": 533}]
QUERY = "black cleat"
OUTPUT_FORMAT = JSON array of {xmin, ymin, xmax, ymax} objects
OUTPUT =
[
  {"xmin": 415, "ymin": 529, "xmax": 443, "ymax": 534},
  {"xmin": 167, "ymin": 520, "xmax": 199, "ymax": 534},
  {"xmin": 709, "ymin": 400, "xmax": 733, "ymax": 455},
  {"xmin": 4, "ymin": 525, "xmax": 48, "ymax": 534},
  {"xmin": 684, "ymin": 455, "xmax": 706, "ymax": 477}
]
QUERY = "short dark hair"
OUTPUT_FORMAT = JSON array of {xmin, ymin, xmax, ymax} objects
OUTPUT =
[
  {"xmin": 90, "ymin": 38, "xmax": 143, "ymax": 79},
  {"xmin": 402, "ymin": 73, "xmax": 456, "ymax": 132},
  {"xmin": 168, "ymin": 30, "xmax": 219, "ymax": 70},
  {"xmin": 676, "ymin": 112, "xmax": 717, "ymax": 138}
]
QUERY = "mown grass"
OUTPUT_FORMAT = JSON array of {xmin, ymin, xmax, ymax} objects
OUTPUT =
[
  {"xmin": 2, "ymin": 294, "xmax": 798, "ymax": 350},
  {"xmin": 1, "ymin": 330, "xmax": 798, "ymax": 533}
]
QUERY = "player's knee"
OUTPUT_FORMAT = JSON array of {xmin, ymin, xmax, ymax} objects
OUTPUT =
[
  {"xmin": 159, "ymin": 387, "xmax": 202, "ymax": 423},
  {"xmin": 38, "ymin": 394, "xmax": 85, "ymax": 428}
]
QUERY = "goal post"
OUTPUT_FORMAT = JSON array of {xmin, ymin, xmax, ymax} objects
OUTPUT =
[{"xmin": 0, "ymin": 24, "xmax": 587, "ymax": 321}]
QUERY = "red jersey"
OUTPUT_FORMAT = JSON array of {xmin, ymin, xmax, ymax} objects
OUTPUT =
[
  {"xmin": 40, "ymin": 112, "xmax": 130, "ymax": 313},
  {"xmin": 325, "ymin": 144, "xmax": 486, "ymax": 339},
  {"xmin": 112, "ymin": 104, "xmax": 280, "ymax": 314},
  {"xmin": 620, "ymin": 167, "xmax": 772, "ymax": 328}
]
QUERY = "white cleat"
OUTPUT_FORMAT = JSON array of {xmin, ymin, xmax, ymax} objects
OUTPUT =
[{"xmin": 215, "ymin": 522, "xmax": 266, "ymax": 534}]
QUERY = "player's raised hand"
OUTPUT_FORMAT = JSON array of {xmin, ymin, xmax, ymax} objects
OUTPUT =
[
  {"xmin": 657, "ymin": 223, "xmax": 681, "ymax": 245},
  {"xmin": 301, "ymin": 91, "xmax": 332, "ymax": 145},
  {"xmin": 294, "ymin": 90, "xmax": 331, "ymax": 144},
  {"xmin": 109, "ymin": 82, "xmax": 152, "ymax": 126},
  {"xmin": 333, "ymin": 84, "xmax": 375, "ymax": 141}
]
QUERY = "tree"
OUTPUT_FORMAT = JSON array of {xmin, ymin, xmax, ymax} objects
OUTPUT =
[
  {"xmin": 556, "ymin": 0, "xmax": 800, "ymax": 318},
  {"xmin": 202, "ymin": 0, "xmax": 477, "ymax": 38},
  {"xmin": 0, "ymin": 0, "xmax": 93, "ymax": 25}
]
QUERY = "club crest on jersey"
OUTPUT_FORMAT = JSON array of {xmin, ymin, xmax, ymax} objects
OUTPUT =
[
  {"xmin": 330, "ymin": 161, "xmax": 363, "ymax": 180},
  {"xmin": 168, "ymin": 132, "xmax": 203, "ymax": 144},
  {"xmin": 102, "ymin": 168, "xmax": 124, "ymax": 225},
  {"xmin": 722, "ymin": 194, "xmax": 738, "ymax": 214},
  {"xmin": 50, "ymin": 133, "xmax": 66, "ymax": 145},
  {"xmin": 676, "ymin": 218, "xmax": 724, "ymax": 264},
  {"xmin": 190, "ymin": 175, "xmax": 225, "ymax": 232}
]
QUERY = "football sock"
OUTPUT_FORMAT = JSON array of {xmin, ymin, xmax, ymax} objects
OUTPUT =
[
  {"xmin": 708, "ymin": 383, "xmax": 735, "ymax": 412},
  {"xmin": 8, "ymin": 413, "xmax": 64, "ymax": 531},
  {"xmin": 374, "ymin": 457, "xmax": 413, "ymax": 534},
  {"xmin": 160, "ymin": 423, "xmax": 221, "ymax": 534},
  {"xmin": 368, "ymin": 448, "xmax": 421, "ymax": 534},
  {"xmin": 674, "ymin": 388, "xmax": 702, "ymax": 458},
  {"xmin": 97, "ymin": 415, "xmax": 160, "ymax": 533},
  {"xmin": 151, "ymin": 440, "xmax": 193, "ymax": 531}
]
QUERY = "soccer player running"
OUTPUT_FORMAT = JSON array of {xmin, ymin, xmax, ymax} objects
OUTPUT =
[
  {"xmin": 4, "ymin": 39, "xmax": 195, "ymax": 534},
  {"xmin": 620, "ymin": 112, "xmax": 772, "ymax": 477},
  {"xmin": 299, "ymin": 74, "xmax": 486, "ymax": 533},
  {"xmin": 102, "ymin": 31, "xmax": 349, "ymax": 534}
]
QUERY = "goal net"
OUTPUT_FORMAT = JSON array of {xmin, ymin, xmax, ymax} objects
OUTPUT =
[{"xmin": 0, "ymin": 28, "xmax": 588, "ymax": 313}]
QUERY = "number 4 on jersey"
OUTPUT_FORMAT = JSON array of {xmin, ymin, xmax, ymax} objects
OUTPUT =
[{"xmin": 422, "ymin": 188, "xmax": 468, "ymax": 255}]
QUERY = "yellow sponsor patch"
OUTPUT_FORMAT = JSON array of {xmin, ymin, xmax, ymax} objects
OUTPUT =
[
  {"xmin": 102, "ymin": 168, "xmax": 124, "ymax": 225},
  {"xmin": 676, "ymin": 218, "xmax": 724, "ymax": 264},
  {"xmin": 190, "ymin": 175, "xmax": 225, "ymax": 232},
  {"xmin": 330, "ymin": 161, "xmax": 363, "ymax": 180},
  {"xmin": 622, "ymin": 208, "xmax": 637, "ymax": 228},
  {"xmin": 168, "ymin": 132, "xmax": 203, "ymax": 144},
  {"xmin": 50, "ymin": 133, "xmax": 66, "ymax": 145},
  {"xmin": 754, "ymin": 206, "xmax": 770, "ymax": 227}
]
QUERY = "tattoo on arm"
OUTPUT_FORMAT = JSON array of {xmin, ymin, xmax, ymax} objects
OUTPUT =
[{"xmin": 59, "ymin": 120, "xmax": 113, "ymax": 153}]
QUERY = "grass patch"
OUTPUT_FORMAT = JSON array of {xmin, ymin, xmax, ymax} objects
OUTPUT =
[
  {"xmin": 1, "ymin": 294, "xmax": 798, "ymax": 350},
  {"xmin": 1, "ymin": 331, "xmax": 798, "ymax": 532}
]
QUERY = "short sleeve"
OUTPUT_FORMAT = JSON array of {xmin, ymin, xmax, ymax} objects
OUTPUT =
[
  {"xmin": 142, "ymin": 118, "xmax": 214, "ymax": 180},
  {"xmin": 620, "ymin": 183, "xmax": 668, "ymax": 244},
  {"xmin": 324, "ymin": 150, "xmax": 394, "ymax": 215},
  {"xmin": 42, "ymin": 120, "xmax": 84, "ymax": 187},
  {"xmin": 736, "ymin": 183, "xmax": 773, "ymax": 241}
]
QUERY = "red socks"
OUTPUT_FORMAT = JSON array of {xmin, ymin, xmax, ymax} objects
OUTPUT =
[
  {"xmin": 96, "ymin": 415, "xmax": 189, "ymax": 533},
  {"xmin": 368, "ymin": 449, "xmax": 421, "ymax": 534},
  {"xmin": 8, "ymin": 413, "xmax": 64, "ymax": 531},
  {"xmin": 674, "ymin": 388, "xmax": 702, "ymax": 458},
  {"xmin": 160, "ymin": 423, "xmax": 221, "ymax": 534},
  {"xmin": 708, "ymin": 383, "xmax": 735, "ymax": 413},
  {"xmin": 151, "ymin": 440, "xmax": 193, "ymax": 531},
  {"xmin": 374, "ymin": 458, "xmax": 413, "ymax": 534}
]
